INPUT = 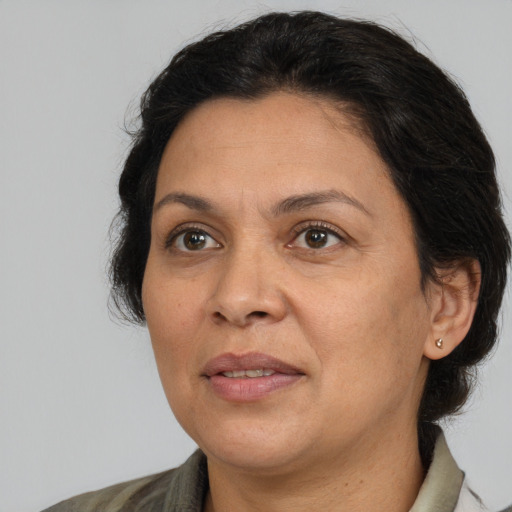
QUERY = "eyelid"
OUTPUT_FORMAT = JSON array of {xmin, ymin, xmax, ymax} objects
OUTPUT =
[
  {"xmin": 289, "ymin": 220, "xmax": 347, "ymax": 241},
  {"xmin": 164, "ymin": 222, "xmax": 221, "ymax": 248},
  {"xmin": 286, "ymin": 220, "xmax": 348, "ymax": 252}
]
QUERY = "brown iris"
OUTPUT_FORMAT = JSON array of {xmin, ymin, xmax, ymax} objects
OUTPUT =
[
  {"xmin": 183, "ymin": 231, "xmax": 207, "ymax": 250},
  {"xmin": 305, "ymin": 229, "xmax": 328, "ymax": 248}
]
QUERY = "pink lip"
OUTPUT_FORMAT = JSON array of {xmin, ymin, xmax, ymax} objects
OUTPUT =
[{"xmin": 202, "ymin": 352, "xmax": 304, "ymax": 402}]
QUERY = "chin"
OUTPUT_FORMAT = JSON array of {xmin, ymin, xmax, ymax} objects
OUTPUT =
[
  {"xmin": 185, "ymin": 414, "xmax": 313, "ymax": 473},
  {"xmin": 205, "ymin": 439, "xmax": 307, "ymax": 474}
]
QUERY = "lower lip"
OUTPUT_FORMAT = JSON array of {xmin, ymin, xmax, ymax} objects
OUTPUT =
[{"xmin": 207, "ymin": 374, "xmax": 303, "ymax": 402}]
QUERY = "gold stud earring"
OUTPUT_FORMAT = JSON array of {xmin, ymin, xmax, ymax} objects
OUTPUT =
[{"xmin": 435, "ymin": 338, "xmax": 444, "ymax": 349}]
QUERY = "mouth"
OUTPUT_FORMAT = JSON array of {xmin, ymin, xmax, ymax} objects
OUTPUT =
[
  {"xmin": 202, "ymin": 352, "xmax": 304, "ymax": 402},
  {"xmin": 202, "ymin": 351, "xmax": 303, "ymax": 378},
  {"xmin": 221, "ymin": 369, "xmax": 276, "ymax": 378}
]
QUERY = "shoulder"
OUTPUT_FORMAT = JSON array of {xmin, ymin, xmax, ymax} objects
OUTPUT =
[
  {"xmin": 40, "ymin": 450, "xmax": 208, "ymax": 512},
  {"xmin": 454, "ymin": 481, "xmax": 488, "ymax": 512},
  {"xmin": 40, "ymin": 469, "xmax": 175, "ymax": 512},
  {"xmin": 455, "ymin": 482, "xmax": 512, "ymax": 512}
]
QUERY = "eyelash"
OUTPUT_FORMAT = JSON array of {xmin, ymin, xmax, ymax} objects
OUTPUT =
[
  {"xmin": 164, "ymin": 221, "xmax": 346, "ymax": 252},
  {"xmin": 289, "ymin": 221, "xmax": 346, "ymax": 250},
  {"xmin": 165, "ymin": 223, "xmax": 220, "ymax": 251}
]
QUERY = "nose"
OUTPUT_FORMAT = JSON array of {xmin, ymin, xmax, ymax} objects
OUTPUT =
[{"xmin": 206, "ymin": 246, "xmax": 288, "ymax": 328}]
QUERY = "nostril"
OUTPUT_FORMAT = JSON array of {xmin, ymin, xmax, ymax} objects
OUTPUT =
[{"xmin": 210, "ymin": 309, "xmax": 271, "ymax": 325}]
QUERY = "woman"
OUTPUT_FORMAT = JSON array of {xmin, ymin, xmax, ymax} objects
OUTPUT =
[{"xmin": 43, "ymin": 11, "xmax": 511, "ymax": 512}]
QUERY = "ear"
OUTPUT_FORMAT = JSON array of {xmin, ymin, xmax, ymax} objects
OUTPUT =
[{"xmin": 423, "ymin": 259, "xmax": 481, "ymax": 361}]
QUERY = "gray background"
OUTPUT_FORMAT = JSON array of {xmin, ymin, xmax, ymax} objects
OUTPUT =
[{"xmin": 1, "ymin": 1, "xmax": 511, "ymax": 511}]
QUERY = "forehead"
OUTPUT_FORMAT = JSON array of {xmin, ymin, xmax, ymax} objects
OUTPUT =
[
  {"xmin": 162, "ymin": 92, "xmax": 371, "ymax": 161},
  {"xmin": 155, "ymin": 92, "xmax": 400, "ymax": 217}
]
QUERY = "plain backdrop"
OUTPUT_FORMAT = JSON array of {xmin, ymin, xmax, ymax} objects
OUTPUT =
[{"xmin": 1, "ymin": 1, "xmax": 511, "ymax": 511}]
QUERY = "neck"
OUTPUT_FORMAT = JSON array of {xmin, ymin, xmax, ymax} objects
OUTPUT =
[{"xmin": 204, "ymin": 425, "xmax": 425, "ymax": 512}]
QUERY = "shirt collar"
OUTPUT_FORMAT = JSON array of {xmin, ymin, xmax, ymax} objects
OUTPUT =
[{"xmin": 410, "ymin": 430, "xmax": 464, "ymax": 512}]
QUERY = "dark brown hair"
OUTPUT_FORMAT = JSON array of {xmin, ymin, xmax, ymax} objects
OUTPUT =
[{"xmin": 110, "ymin": 11, "xmax": 511, "ymax": 439}]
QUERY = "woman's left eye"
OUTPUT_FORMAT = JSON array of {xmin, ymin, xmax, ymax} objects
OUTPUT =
[
  {"xmin": 170, "ymin": 230, "xmax": 220, "ymax": 251},
  {"xmin": 291, "ymin": 226, "xmax": 344, "ymax": 250}
]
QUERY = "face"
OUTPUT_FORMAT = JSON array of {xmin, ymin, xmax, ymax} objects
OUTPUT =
[{"xmin": 142, "ymin": 92, "xmax": 434, "ymax": 475}]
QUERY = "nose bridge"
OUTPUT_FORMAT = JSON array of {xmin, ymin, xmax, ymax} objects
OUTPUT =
[{"xmin": 208, "ymin": 236, "xmax": 286, "ymax": 326}]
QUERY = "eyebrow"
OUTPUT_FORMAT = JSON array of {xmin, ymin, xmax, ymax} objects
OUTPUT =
[
  {"xmin": 153, "ymin": 189, "xmax": 370, "ymax": 217},
  {"xmin": 154, "ymin": 192, "xmax": 214, "ymax": 213},
  {"xmin": 271, "ymin": 190, "xmax": 370, "ymax": 217}
]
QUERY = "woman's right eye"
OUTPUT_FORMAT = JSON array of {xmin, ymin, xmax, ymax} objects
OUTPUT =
[{"xmin": 169, "ymin": 229, "xmax": 221, "ymax": 252}]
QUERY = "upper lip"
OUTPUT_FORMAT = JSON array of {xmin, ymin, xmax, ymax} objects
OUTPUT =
[{"xmin": 202, "ymin": 352, "xmax": 304, "ymax": 377}]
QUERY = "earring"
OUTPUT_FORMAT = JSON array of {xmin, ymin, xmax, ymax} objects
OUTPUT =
[{"xmin": 435, "ymin": 338, "xmax": 444, "ymax": 349}]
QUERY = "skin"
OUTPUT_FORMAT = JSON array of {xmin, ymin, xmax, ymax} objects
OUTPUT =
[{"xmin": 142, "ymin": 92, "xmax": 478, "ymax": 512}]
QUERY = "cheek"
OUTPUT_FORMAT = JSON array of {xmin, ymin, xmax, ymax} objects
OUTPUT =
[
  {"xmin": 297, "ymin": 263, "xmax": 430, "ymax": 381},
  {"xmin": 142, "ymin": 268, "xmax": 208, "ymax": 371},
  {"xmin": 142, "ymin": 271, "xmax": 208, "ymax": 420},
  {"xmin": 323, "ymin": 298, "xmax": 428, "ymax": 428}
]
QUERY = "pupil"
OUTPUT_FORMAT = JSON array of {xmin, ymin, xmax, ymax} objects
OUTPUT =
[
  {"xmin": 184, "ymin": 231, "xmax": 206, "ymax": 250},
  {"xmin": 306, "ymin": 229, "xmax": 327, "ymax": 248}
]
